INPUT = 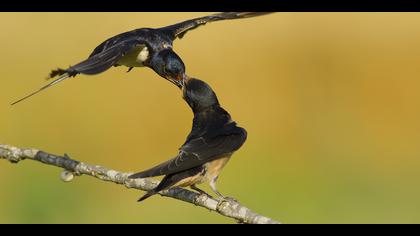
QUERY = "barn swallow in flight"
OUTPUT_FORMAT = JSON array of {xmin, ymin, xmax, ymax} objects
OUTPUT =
[
  {"xmin": 11, "ymin": 12, "xmax": 272, "ymax": 105},
  {"xmin": 129, "ymin": 78, "xmax": 247, "ymax": 202}
]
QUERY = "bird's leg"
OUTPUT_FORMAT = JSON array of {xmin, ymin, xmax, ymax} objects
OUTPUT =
[
  {"xmin": 209, "ymin": 177, "xmax": 224, "ymax": 199},
  {"xmin": 210, "ymin": 177, "xmax": 239, "ymax": 203},
  {"xmin": 191, "ymin": 185, "xmax": 211, "ymax": 198},
  {"xmin": 126, "ymin": 67, "xmax": 134, "ymax": 73}
]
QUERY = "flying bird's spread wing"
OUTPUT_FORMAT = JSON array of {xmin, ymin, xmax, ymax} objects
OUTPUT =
[
  {"xmin": 161, "ymin": 12, "xmax": 273, "ymax": 40},
  {"xmin": 49, "ymin": 39, "xmax": 146, "ymax": 78},
  {"xmin": 88, "ymin": 30, "xmax": 148, "ymax": 58},
  {"xmin": 129, "ymin": 127, "xmax": 247, "ymax": 179},
  {"xmin": 11, "ymin": 39, "xmax": 145, "ymax": 106}
]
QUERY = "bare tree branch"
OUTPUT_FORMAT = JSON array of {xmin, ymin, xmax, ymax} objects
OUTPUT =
[{"xmin": 0, "ymin": 144, "xmax": 280, "ymax": 224}]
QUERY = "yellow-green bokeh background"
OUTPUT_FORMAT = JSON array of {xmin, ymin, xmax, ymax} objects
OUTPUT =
[{"xmin": 1, "ymin": 12, "xmax": 420, "ymax": 223}]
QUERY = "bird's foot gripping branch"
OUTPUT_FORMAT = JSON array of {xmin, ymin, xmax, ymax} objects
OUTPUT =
[{"xmin": 0, "ymin": 144, "xmax": 280, "ymax": 224}]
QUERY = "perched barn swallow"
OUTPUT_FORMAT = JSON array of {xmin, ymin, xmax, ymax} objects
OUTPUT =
[
  {"xmin": 129, "ymin": 78, "xmax": 247, "ymax": 202},
  {"xmin": 11, "ymin": 12, "xmax": 272, "ymax": 105}
]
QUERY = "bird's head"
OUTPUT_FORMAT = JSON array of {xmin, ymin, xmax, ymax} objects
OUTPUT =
[
  {"xmin": 183, "ymin": 78, "xmax": 219, "ymax": 113},
  {"xmin": 149, "ymin": 49, "xmax": 186, "ymax": 88}
]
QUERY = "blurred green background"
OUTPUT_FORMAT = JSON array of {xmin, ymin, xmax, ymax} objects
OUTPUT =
[{"xmin": 1, "ymin": 12, "xmax": 420, "ymax": 223}]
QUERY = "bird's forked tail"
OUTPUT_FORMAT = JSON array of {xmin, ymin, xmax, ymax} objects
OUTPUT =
[{"xmin": 11, "ymin": 71, "xmax": 71, "ymax": 106}]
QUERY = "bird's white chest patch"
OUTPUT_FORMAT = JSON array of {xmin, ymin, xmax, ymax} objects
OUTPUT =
[
  {"xmin": 117, "ymin": 45, "xmax": 149, "ymax": 68},
  {"xmin": 136, "ymin": 47, "xmax": 149, "ymax": 63}
]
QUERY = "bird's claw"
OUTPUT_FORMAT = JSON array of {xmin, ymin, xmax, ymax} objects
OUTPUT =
[
  {"xmin": 200, "ymin": 192, "xmax": 213, "ymax": 199},
  {"xmin": 218, "ymin": 196, "xmax": 239, "ymax": 204},
  {"xmin": 193, "ymin": 192, "xmax": 210, "ymax": 206}
]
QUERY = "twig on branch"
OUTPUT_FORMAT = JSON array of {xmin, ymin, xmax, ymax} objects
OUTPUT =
[{"xmin": 0, "ymin": 144, "xmax": 280, "ymax": 224}]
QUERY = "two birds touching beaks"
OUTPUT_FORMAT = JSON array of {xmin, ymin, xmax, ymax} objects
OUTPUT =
[{"xmin": 12, "ymin": 12, "xmax": 273, "ymax": 202}]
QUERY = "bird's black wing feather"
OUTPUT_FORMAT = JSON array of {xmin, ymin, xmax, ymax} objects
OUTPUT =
[
  {"xmin": 160, "ymin": 12, "xmax": 273, "ymax": 40},
  {"xmin": 129, "ymin": 126, "xmax": 247, "ymax": 179},
  {"xmin": 88, "ymin": 30, "xmax": 145, "ymax": 58},
  {"xmin": 49, "ymin": 39, "xmax": 145, "ymax": 79}
]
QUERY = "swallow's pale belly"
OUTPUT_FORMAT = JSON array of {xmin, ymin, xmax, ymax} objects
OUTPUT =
[
  {"xmin": 175, "ymin": 155, "xmax": 232, "ymax": 188},
  {"xmin": 117, "ymin": 45, "xmax": 149, "ymax": 67}
]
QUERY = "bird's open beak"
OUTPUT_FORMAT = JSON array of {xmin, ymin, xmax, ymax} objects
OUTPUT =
[
  {"xmin": 166, "ymin": 74, "xmax": 186, "ymax": 89},
  {"xmin": 175, "ymin": 74, "xmax": 186, "ymax": 89}
]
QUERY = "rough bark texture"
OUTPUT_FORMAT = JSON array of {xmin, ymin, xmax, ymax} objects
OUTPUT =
[{"xmin": 0, "ymin": 144, "xmax": 280, "ymax": 224}]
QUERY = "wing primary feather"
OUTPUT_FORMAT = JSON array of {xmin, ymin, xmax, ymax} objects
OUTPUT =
[{"xmin": 161, "ymin": 12, "xmax": 274, "ymax": 40}]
